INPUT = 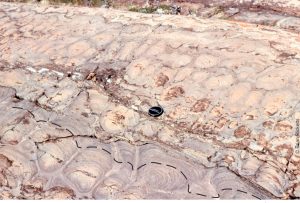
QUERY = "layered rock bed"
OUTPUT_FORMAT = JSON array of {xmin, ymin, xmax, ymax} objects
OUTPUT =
[{"xmin": 1, "ymin": 1, "xmax": 300, "ymax": 199}]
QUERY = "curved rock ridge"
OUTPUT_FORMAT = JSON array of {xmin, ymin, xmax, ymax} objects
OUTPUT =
[
  {"xmin": 0, "ymin": 135, "xmax": 272, "ymax": 199},
  {"xmin": 0, "ymin": 1, "xmax": 300, "ymax": 199}
]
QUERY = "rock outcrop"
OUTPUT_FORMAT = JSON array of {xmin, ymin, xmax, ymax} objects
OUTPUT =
[{"xmin": 0, "ymin": 1, "xmax": 300, "ymax": 199}]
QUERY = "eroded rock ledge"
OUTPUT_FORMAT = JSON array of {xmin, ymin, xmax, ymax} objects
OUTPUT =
[{"xmin": 1, "ymin": 2, "xmax": 300, "ymax": 199}]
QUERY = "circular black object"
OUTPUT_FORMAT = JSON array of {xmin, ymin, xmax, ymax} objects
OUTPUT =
[{"xmin": 148, "ymin": 106, "xmax": 164, "ymax": 117}]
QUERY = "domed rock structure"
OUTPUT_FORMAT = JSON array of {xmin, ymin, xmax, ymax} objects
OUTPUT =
[{"xmin": 0, "ymin": 1, "xmax": 300, "ymax": 199}]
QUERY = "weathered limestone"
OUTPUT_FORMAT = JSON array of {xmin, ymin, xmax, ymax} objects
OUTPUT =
[{"xmin": 0, "ymin": 1, "xmax": 300, "ymax": 199}]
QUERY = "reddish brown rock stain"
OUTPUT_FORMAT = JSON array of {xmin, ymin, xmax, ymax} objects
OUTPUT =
[
  {"xmin": 191, "ymin": 98, "xmax": 211, "ymax": 112},
  {"xmin": 234, "ymin": 125, "xmax": 251, "ymax": 138},
  {"xmin": 274, "ymin": 121, "xmax": 293, "ymax": 132},
  {"xmin": 155, "ymin": 73, "xmax": 169, "ymax": 87},
  {"xmin": 165, "ymin": 86, "xmax": 185, "ymax": 100},
  {"xmin": 263, "ymin": 121, "xmax": 274, "ymax": 129},
  {"xmin": 112, "ymin": 113, "xmax": 126, "ymax": 125}
]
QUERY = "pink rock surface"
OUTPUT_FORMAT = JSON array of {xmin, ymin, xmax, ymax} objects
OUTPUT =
[{"xmin": 0, "ymin": 1, "xmax": 300, "ymax": 199}]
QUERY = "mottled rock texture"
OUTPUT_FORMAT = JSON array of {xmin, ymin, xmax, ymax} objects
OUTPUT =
[
  {"xmin": 1, "ymin": 1, "xmax": 300, "ymax": 199},
  {"xmin": 115, "ymin": 0, "xmax": 300, "ymax": 20}
]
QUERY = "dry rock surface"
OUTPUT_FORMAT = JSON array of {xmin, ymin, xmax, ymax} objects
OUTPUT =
[{"xmin": 1, "ymin": 1, "xmax": 300, "ymax": 199}]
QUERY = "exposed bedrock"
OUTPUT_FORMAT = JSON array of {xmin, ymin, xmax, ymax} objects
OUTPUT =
[{"xmin": 1, "ymin": 1, "xmax": 300, "ymax": 199}]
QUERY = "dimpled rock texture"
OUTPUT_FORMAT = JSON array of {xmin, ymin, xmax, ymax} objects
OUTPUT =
[{"xmin": 0, "ymin": 1, "xmax": 300, "ymax": 200}]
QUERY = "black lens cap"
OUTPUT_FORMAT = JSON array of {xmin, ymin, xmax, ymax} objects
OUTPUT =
[{"xmin": 148, "ymin": 106, "xmax": 164, "ymax": 117}]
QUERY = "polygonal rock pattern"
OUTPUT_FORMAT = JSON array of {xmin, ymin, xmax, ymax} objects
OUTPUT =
[{"xmin": 1, "ymin": 1, "xmax": 300, "ymax": 199}]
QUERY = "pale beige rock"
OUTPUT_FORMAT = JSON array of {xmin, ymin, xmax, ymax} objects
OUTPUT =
[
  {"xmin": 205, "ymin": 74, "xmax": 234, "ymax": 89},
  {"xmin": 194, "ymin": 54, "xmax": 220, "ymax": 69},
  {"xmin": 37, "ymin": 140, "xmax": 77, "ymax": 172},
  {"xmin": 87, "ymin": 89, "xmax": 109, "ymax": 114},
  {"xmin": 64, "ymin": 150, "xmax": 112, "ymax": 192},
  {"xmin": 158, "ymin": 53, "xmax": 192, "ymax": 68},
  {"xmin": 100, "ymin": 106, "xmax": 140, "ymax": 134},
  {"xmin": 245, "ymin": 91, "xmax": 263, "ymax": 107},
  {"xmin": 227, "ymin": 83, "xmax": 252, "ymax": 104},
  {"xmin": 262, "ymin": 90, "xmax": 295, "ymax": 116},
  {"xmin": 1, "ymin": 1, "xmax": 300, "ymax": 200},
  {"xmin": 256, "ymin": 68, "xmax": 289, "ymax": 90}
]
